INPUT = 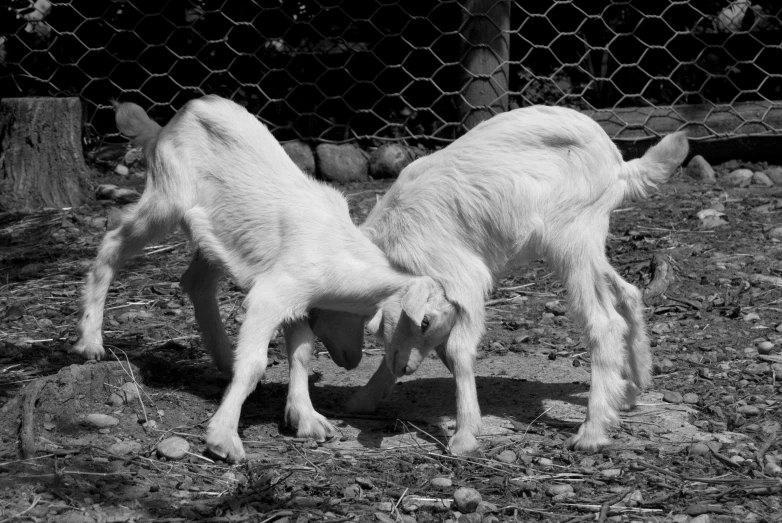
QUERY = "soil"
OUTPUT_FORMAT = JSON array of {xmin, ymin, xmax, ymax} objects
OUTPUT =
[{"xmin": 0, "ymin": 156, "xmax": 781, "ymax": 522}]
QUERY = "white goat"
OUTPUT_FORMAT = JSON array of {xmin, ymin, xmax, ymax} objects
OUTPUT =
[
  {"xmin": 314, "ymin": 106, "xmax": 689, "ymax": 455},
  {"xmin": 71, "ymin": 95, "xmax": 439, "ymax": 462}
]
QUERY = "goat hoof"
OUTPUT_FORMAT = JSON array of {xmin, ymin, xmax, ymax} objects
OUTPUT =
[
  {"xmin": 564, "ymin": 425, "xmax": 610, "ymax": 452},
  {"xmin": 70, "ymin": 338, "xmax": 106, "ymax": 361},
  {"xmin": 287, "ymin": 408, "xmax": 337, "ymax": 441},
  {"xmin": 447, "ymin": 431, "xmax": 480, "ymax": 456},
  {"xmin": 205, "ymin": 426, "xmax": 245, "ymax": 463}
]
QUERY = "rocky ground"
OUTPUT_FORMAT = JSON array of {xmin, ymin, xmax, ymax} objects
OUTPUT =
[{"xmin": 0, "ymin": 150, "xmax": 781, "ymax": 522}]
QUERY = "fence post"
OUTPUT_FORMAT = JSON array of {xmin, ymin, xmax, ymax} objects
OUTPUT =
[{"xmin": 459, "ymin": 0, "xmax": 511, "ymax": 131}]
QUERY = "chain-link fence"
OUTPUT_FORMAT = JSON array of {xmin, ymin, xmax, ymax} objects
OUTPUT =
[{"xmin": 2, "ymin": 0, "xmax": 781, "ymax": 146}]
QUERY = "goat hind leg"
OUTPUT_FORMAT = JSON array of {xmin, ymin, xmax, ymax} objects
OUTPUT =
[
  {"xmin": 181, "ymin": 250, "xmax": 233, "ymax": 375},
  {"xmin": 73, "ymin": 200, "xmax": 176, "ymax": 360},
  {"xmin": 283, "ymin": 320, "xmax": 337, "ymax": 440},
  {"xmin": 563, "ymin": 265, "xmax": 629, "ymax": 451},
  {"xmin": 608, "ymin": 271, "xmax": 652, "ymax": 409}
]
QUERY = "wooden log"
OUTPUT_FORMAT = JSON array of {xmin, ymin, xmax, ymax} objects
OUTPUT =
[
  {"xmin": 459, "ymin": 0, "xmax": 511, "ymax": 131},
  {"xmin": 0, "ymin": 97, "xmax": 89, "ymax": 212}
]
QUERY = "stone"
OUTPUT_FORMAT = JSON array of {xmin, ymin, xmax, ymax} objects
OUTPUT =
[
  {"xmin": 368, "ymin": 143, "xmax": 416, "ymax": 179},
  {"xmin": 117, "ymin": 310, "xmax": 156, "ymax": 323},
  {"xmin": 95, "ymin": 184, "xmax": 141, "ymax": 204},
  {"xmin": 120, "ymin": 381, "xmax": 140, "ymax": 403},
  {"xmin": 720, "ymin": 168, "xmax": 753, "ymax": 187},
  {"xmin": 282, "ymin": 141, "xmax": 316, "ymax": 177},
  {"xmin": 753, "ymin": 171, "xmax": 774, "ymax": 186},
  {"xmin": 430, "ymin": 477, "xmax": 453, "ymax": 488},
  {"xmin": 768, "ymin": 227, "xmax": 782, "ymax": 240},
  {"xmin": 683, "ymin": 392, "xmax": 700, "ymax": 404},
  {"xmin": 763, "ymin": 166, "xmax": 782, "ymax": 185},
  {"xmin": 156, "ymin": 436, "xmax": 190, "ymax": 460},
  {"xmin": 114, "ymin": 164, "xmax": 129, "ymax": 176},
  {"xmin": 764, "ymin": 462, "xmax": 782, "ymax": 476},
  {"xmin": 315, "ymin": 143, "xmax": 369, "ymax": 182},
  {"xmin": 83, "ymin": 413, "xmax": 119, "ymax": 428},
  {"xmin": 547, "ymin": 484, "xmax": 574, "ymax": 496},
  {"xmin": 686, "ymin": 155, "xmax": 716, "ymax": 183},
  {"xmin": 690, "ymin": 442, "xmax": 711, "ymax": 456},
  {"xmin": 690, "ymin": 515, "xmax": 711, "ymax": 523},
  {"xmin": 453, "ymin": 487, "xmax": 482, "ymax": 513},
  {"xmin": 495, "ymin": 450, "xmax": 516, "ymax": 463},
  {"xmin": 600, "ymin": 468, "xmax": 622, "ymax": 478},
  {"xmin": 343, "ymin": 484, "xmax": 361, "ymax": 500},
  {"xmin": 663, "ymin": 390, "xmax": 683, "ymax": 404},
  {"xmin": 356, "ymin": 477, "xmax": 373, "ymax": 489},
  {"xmin": 108, "ymin": 440, "xmax": 142, "ymax": 456},
  {"xmin": 757, "ymin": 341, "xmax": 775, "ymax": 354},
  {"xmin": 738, "ymin": 405, "xmax": 761, "ymax": 416}
]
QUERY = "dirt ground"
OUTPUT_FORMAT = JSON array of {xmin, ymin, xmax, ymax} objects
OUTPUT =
[{"xmin": 1, "ymin": 156, "xmax": 782, "ymax": 523}]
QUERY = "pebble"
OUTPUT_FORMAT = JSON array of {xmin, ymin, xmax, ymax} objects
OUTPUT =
[
  {"xmin": 109, "ymin": 392, "xmax": 125, "ymax": 406},
  {"xmin": 156, "ymin": 436, "xmax": 190, "ymax": 460},
  {"xmin": 683, "ymin": 393, "xmax": 700, "ymax": 404},
  {"xmin": 430, "ymin": 477, "xmax": 453, "ymax": 488},
  {"xmin": 770, "ymin": 227, "xmax": 782, "ymax": 241},
  {"xmin": 600, "ymin": 468, "xmax": 622, "ymax": 478},
  {"xmin": 457, "ymin": 513, "xmax": 482, "ymax": 523},
  {"xmin": 547, "ymin": 484, "xmax": 574, "ymax": 497},
  {"xmin": 744, "ymin": 312, "xmax": 761, "ymax": 322},
  {"xmin": 495, "ymin": 450, "xmax": 517, "ymax": 464},
  {"xmin": 722, "ymin": 168, "xmax": 753, "ymax": 187},
  {"xmin": 690, "ymin": 442, "xmax": 711, "ymax": 456},
  {"xmin": 753, "ymin": 171, "xmax": 774, "ymax": 187},
  {"xmin": 690, "ymin": 515, "xmax": 711, "ymax": 523},
  {"xmin": 356, "ymin": 477, "xmax": 373, "ymax": 489},
  {"xmin": 342, "ymin": 484, "xmax": 361, "ymax": 500},
  {"xmin": 453, "ymin": 487, "xmax": 482, "ymax": 513},
  {"xmin": 114, "ymin": 164, "xmax": 129, "ymax": 176},
  {"xmin": 685, "ymin": 155, "xmax": 716, "ymax": 183},
  {"xmin": 757, "ymin": 341, "xmax": 775, "ymax": 354},
  {"xmin": 764, "ymin": 462, "xmax": 782, "ymax": 476},
  {"xmin": 108, "ymin": 440, "xmax": 142, "ymax": 456},
  {"xmin": 315, "ymin": 143, "xmax": 369, "ymax": 182},
  {"xmin": 536, "ymin": 457, "xmax": 553, "ymax": 466},
  {"xmin": 738, "ymin": 405, "xmax": 761, "ymax": 416},
  {"xmin": 368, "ymin": 143, "xmax": 416, "ymax": 179},
  {"xmin": 83, "ymin": 413, "xmax": 119, "ymax": 429},
  {"xmin": 663, "ymin": 390, "xmax": 683, "ymax": 404},
  {"xmin": 120, "ymin": 382, "xmax": 140, "ymax": 403}
]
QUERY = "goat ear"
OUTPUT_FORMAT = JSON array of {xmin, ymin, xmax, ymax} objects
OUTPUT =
[
  {"xmin": 401, "ymin": 279, "xmax": 431, "ymax": 327},
  {"xmin": 367, "ymin": 308, "xmax": 383, "ymax": 335}
]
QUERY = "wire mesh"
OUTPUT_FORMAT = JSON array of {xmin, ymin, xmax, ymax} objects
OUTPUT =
[{"xmin": 1, "ymin": 0, "xmax": 781, "ymax": 145}]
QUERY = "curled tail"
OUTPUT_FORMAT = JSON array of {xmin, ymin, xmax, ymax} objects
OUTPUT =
[
  {"xmin": 620, "ymin": 131, "xmax": 689, "ymax": 200},
  {"xmin": 112, "ymin": 101, "xmax": 162, "ymax": 150}
]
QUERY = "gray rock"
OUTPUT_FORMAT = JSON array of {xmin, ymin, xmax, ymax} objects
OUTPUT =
[
  {"xmin": 282, "ymin": 141, "xmax": 316, "ymax": 177},
  {"xmin": 83, "ymin": 413, "xmax": 119, "ymax": 428},
  {"xmin": 95, "ymin": 184, "xmax": 141, "ymax": 204},
  {"xmin": 368, "ymin": 143, "xmax": 416, "ymax": 179},
  {"xmin": 683, "ymin": 392, "xmax": 700, "ymax": 404},
  {"xmin": 430, "ymin": 477, "xmax": 453, "ymax": 488},
  {"xmin": 757, "ymin": 341, "xmax": 775, "ymax": 354},
  {"xmin": 114, "ymin": 164, "xmax": 130, "ymax": 176},
  {"xmin": 720, "ymin": 168, "xmax": 753, "ymax": 187},
  {"xmin": 663, "ymin": 390, "xmax": 683, "ymax": 404},
  {"xmin": 316, "ymin": 143, "xmax": 369, "ymax": 182},
  {"xmin": 690, "ymin": 442, "xmax": 711, "ymax": 456},
  {"xmin": 108, "ymin": 440, "xmax": 142, "ymax": 456},
  {"xmin": 738, "ymin": 405, "xmax": 761, "ymax": 416},
  {"xmin": 753, "ymin": 171, "xmax": 774, "ymax": 187},
  {"xmin": 685, "ymin": 155, "xmax": 715, "ymax": 183},
  {"xmin": 763, "ymin": 166, "xmax": 782, "ymax": 185},
  {"xmin": 768, "ymin": 226, "xmax": 782, "ymax": 240},
  {"xmin": 495, "ymin": 450, "xmax": 517, "ymax": 463},
  {"xmin": 157, "ymin": 436, "xmax": 190, "ymax": 460},
  {"xmin": 453, "ymin": 486, "xmax": 482, "ymax": 513},
  {"xmin": 120, "ymin": 382, "xmax": 140, "ymax": 403},
  {"xmin": 546, "ymin": 484, "xmax": 574, "ymax": 496}
]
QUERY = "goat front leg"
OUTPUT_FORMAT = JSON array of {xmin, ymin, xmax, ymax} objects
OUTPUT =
[
  {"xmin": 345, "ymin": 358, "xmax": 397, "ymax": 414},
  {"xmin": 181, "ymin": 250, "xmax": 233, "ymax": 375},
  {"xmin": 283, "ymin": 319, "xmax": 338, "ymax": 440},
  {"xmin": 205, "ymin": 283, "xmax": 279, "ymax": 462},
  {"xmin": 441, "ymin": 323, "xmax": 482, "ymax": 455}
]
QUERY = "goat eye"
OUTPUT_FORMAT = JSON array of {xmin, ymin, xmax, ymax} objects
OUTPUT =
[{"xmin": 421, "ymin": 315, "xmax": 430, "ymax": 333}]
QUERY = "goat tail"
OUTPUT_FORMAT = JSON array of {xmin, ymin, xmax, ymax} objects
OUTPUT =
[
  {"xmin": 112, "ymin": 101, "xmax": 163, "ymax": 150},
  {"xmin": 618, "ymin": 131, "xmax": 689, "ymax": 200}
]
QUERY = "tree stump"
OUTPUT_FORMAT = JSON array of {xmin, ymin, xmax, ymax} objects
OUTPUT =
[{"xmin": 0, "ymin": 97, "xmax": 89, "ymax": 212}]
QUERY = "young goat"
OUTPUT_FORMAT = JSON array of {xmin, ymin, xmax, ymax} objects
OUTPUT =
[
  {"xmin": 71, "ymin": 95, "xmax": 440, "ymax": 462},
  {"xmin": 314, "ymin": 106, "xmax": 689, "ymax": 455}
]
